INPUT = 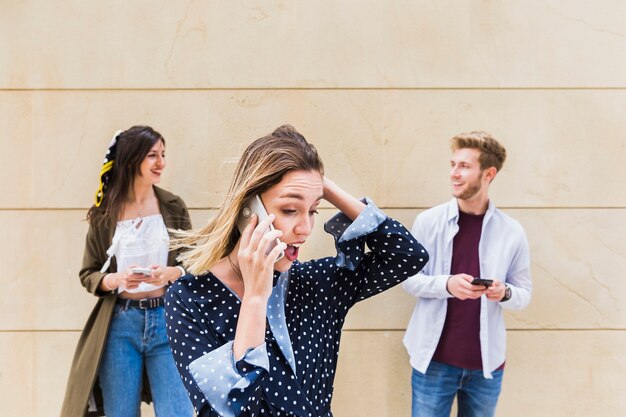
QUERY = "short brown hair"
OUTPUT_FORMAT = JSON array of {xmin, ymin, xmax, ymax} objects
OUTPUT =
[{"xmin": 451, "ymin": 131, "xmax": 506, "ymax": 172}]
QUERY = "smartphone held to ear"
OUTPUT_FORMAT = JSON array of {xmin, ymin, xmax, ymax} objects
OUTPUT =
[{"xmin": 237, "ymin": 195, "xmax": 284, "ymax": 262}]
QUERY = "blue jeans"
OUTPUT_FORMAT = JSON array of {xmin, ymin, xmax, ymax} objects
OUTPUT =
[
  {"xmin": 411, "ymin": 361, "xmax": 503, "ymax": 417},
  {"xmin": 99, "ymin": 304, "xmax": 193, "ymax": 417}
]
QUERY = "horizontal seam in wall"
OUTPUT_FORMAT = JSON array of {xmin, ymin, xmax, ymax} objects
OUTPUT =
[{"xmin": 4, "ymin": 87, "xmax": 626, "ymax": 92}]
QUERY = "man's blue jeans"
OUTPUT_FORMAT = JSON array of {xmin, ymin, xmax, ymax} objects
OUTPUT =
[
  {"xmin": 99, "ymin": 304, "xmax": 193, "ymax": 417},
  {"xmin": 411, "ymin": 361, "xmax": 503, "ymax": 417}
]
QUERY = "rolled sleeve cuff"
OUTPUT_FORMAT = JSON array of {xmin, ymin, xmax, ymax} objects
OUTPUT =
[
  {"xmin": 189, "ymin": 341, "xmax": 269, "ymax": 417},
  {"xmin": 438, "ymin": 275, "xmax": 454, "ymax": 298},
  {"xmin": 324, "ymin": 197, "xmax": 386, "ymax": 271}
]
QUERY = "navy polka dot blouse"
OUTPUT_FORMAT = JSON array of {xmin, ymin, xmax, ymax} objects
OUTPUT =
[{"xmin": 165, "ymin": 199, "xmax": 428, "ymax": 416}]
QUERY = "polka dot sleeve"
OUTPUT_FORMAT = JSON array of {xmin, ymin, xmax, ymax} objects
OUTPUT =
[
  {"xmin": 188, "ymin": 341, "xmax": 269, "ymax": 417},
  {"xmin": 323, "ymin": 198, "xmax": 429, "ymax": 310},
  {"xmin": 324, "ymin": 197, "xmax": 387, "ymax": 271},
  {"xmin": 165, "ymin": 282, "xmax": 269, "ymax": 416}
]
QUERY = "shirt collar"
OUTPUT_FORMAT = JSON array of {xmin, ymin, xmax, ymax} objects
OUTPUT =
[{"xmin": 447, "ymin": 198, "xmax": 496, "ymax": 223}]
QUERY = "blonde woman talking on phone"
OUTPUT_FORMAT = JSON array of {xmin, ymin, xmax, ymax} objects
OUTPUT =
[{"xmin": 166, "ymin": 125, "xmax": 428, "ymax": 417}]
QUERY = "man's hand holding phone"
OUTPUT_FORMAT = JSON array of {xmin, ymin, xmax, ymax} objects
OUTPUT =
[
  {"xmin": 471, "ymin": 278, "xmax": 493, "ymax": 288},
  {"xmin": 446, "ymin": 274, "xmax": 489, "ymax": 300},
  {"xmin": 484, "ymin": 278, "xmax": 506, "ymax": 301}
]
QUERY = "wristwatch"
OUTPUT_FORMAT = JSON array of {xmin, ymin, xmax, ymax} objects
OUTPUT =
[{"xmin": 500, "ymin": 284, "xmax": 512, "ymax": 302}]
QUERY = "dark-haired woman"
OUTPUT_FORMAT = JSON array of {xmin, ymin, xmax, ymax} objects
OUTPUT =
[{"xmin": 61, "ymin": 126, "xmax": 193, "ymax": 417}]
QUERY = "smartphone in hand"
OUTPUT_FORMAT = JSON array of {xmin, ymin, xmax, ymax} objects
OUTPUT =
[
  {"xmin": 130, "ymin": 267, "xmax": 153, "ymax": 276},
  {"xmin": 236, "ymin": 195, "xmax": 284, "ymax": 262},
  {"xmin": 471, "ymin": 278, "xmax": 493, "ymax": 287}
]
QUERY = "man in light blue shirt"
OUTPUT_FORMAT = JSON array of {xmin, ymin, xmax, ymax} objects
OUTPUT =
[{"xmin": 402, "ymin": 131, "xmax": 532, "ymax": 417}]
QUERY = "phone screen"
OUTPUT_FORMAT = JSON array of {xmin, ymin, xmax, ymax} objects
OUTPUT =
[{"xmin": 236, "ymin": 195, "xmax": 284, "ymax": 262}]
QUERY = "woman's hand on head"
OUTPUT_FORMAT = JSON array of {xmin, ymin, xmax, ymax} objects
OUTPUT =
[
  {"xmin": 322, "ymin": 176, "xmax": 337, "ymax": 201},
  {"xmin": 322, "ymin": 176, "xmax": 366, "ymax": 220},
  {"xmin": 237, "ymin": 213, "xmax": 287, "ymax": 300}
]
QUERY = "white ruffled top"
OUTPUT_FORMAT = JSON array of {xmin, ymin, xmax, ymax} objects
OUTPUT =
[{"xmin": 100, "ymin": 214, "xmax": 170, "ymax": 294}]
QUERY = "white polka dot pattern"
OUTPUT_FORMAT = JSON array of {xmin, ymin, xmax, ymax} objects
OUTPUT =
[
  {"xmin": 165, "ymin": 202, "xmax": 428, "ymax": 416},
  {"xmin": 189, "ymin": 340, "xmax": 270, "ymax": 417}
]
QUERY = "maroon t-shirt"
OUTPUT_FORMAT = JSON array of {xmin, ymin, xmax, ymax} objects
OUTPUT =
[{"xmin": 431, "ymin": 210, "xmax": 485, "ymax": 370}]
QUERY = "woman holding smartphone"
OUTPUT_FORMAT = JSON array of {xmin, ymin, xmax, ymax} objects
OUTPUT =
[
  {"xmin": 166, "ymin": 125, "xmax": 429, "ymax": 416},
  {"xmin": 61, "ymin": 126, "xmax": 193, "ymax": 417}
]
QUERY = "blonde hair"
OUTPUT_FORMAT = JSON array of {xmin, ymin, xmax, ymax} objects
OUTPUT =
[
  {"xmin": 174, "ymin": 125, "xmax": 324, "ymax": 275},
  {"xmin": 450, "ymin": 131, "xmax": 507, "ymax": 172}
]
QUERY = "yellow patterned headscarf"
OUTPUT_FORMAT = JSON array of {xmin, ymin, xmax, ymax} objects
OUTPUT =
[{"xmin": 94, "ymin": 130, "xmax": 123, "ymax": 207}]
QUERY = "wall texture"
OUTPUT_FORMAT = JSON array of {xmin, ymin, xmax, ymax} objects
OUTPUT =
[{"xmin": 1, "ymin": 1, "xmax": 624, "ymax": 416}]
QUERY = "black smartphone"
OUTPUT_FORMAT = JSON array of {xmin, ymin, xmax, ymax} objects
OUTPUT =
[
  {"xmin": 236, "ymin": 195, "xmax": 284, "ymax": 262},
  {"xmin": 471, "ymin": 278, "xmax": 493, "ymax": 287}
]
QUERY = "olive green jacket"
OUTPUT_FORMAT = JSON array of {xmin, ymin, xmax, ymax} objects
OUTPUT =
[{"xmin": 60, "ymin": 187, "xmax": 191, "ymax": 417}]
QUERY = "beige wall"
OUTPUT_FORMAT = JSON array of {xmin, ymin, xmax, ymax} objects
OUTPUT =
[{"xmin": 1, "ymin": 1, "xmax": 624, "ymax": 416}]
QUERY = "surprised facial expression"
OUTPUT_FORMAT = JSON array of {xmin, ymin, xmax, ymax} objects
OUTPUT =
[{"xmin": 260, "ymin": 169, "xmax": 324, "ymax": 272}]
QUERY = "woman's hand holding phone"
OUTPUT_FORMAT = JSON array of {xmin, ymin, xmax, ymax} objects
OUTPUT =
[
  {"xmin": 107, "ymin": 266, "xmax": 150, "ymax": 290},
  {"xmin": 237, "ymin": 195, "xmax": 284, "ymax": 262},
  {"xmin": 139, "ymin": 265, "xmax": 180, "ymax": 287},
  {"xmin": 237, "ymin": 213, "xmax": 287, "ymax": 300},
  {"xmin": 233, "ymin": 213, "xmax": 286, "ymax": 360},
  {"xmin": 130, "ymin": 267, "xmax": 152, "ymax": 275}
]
